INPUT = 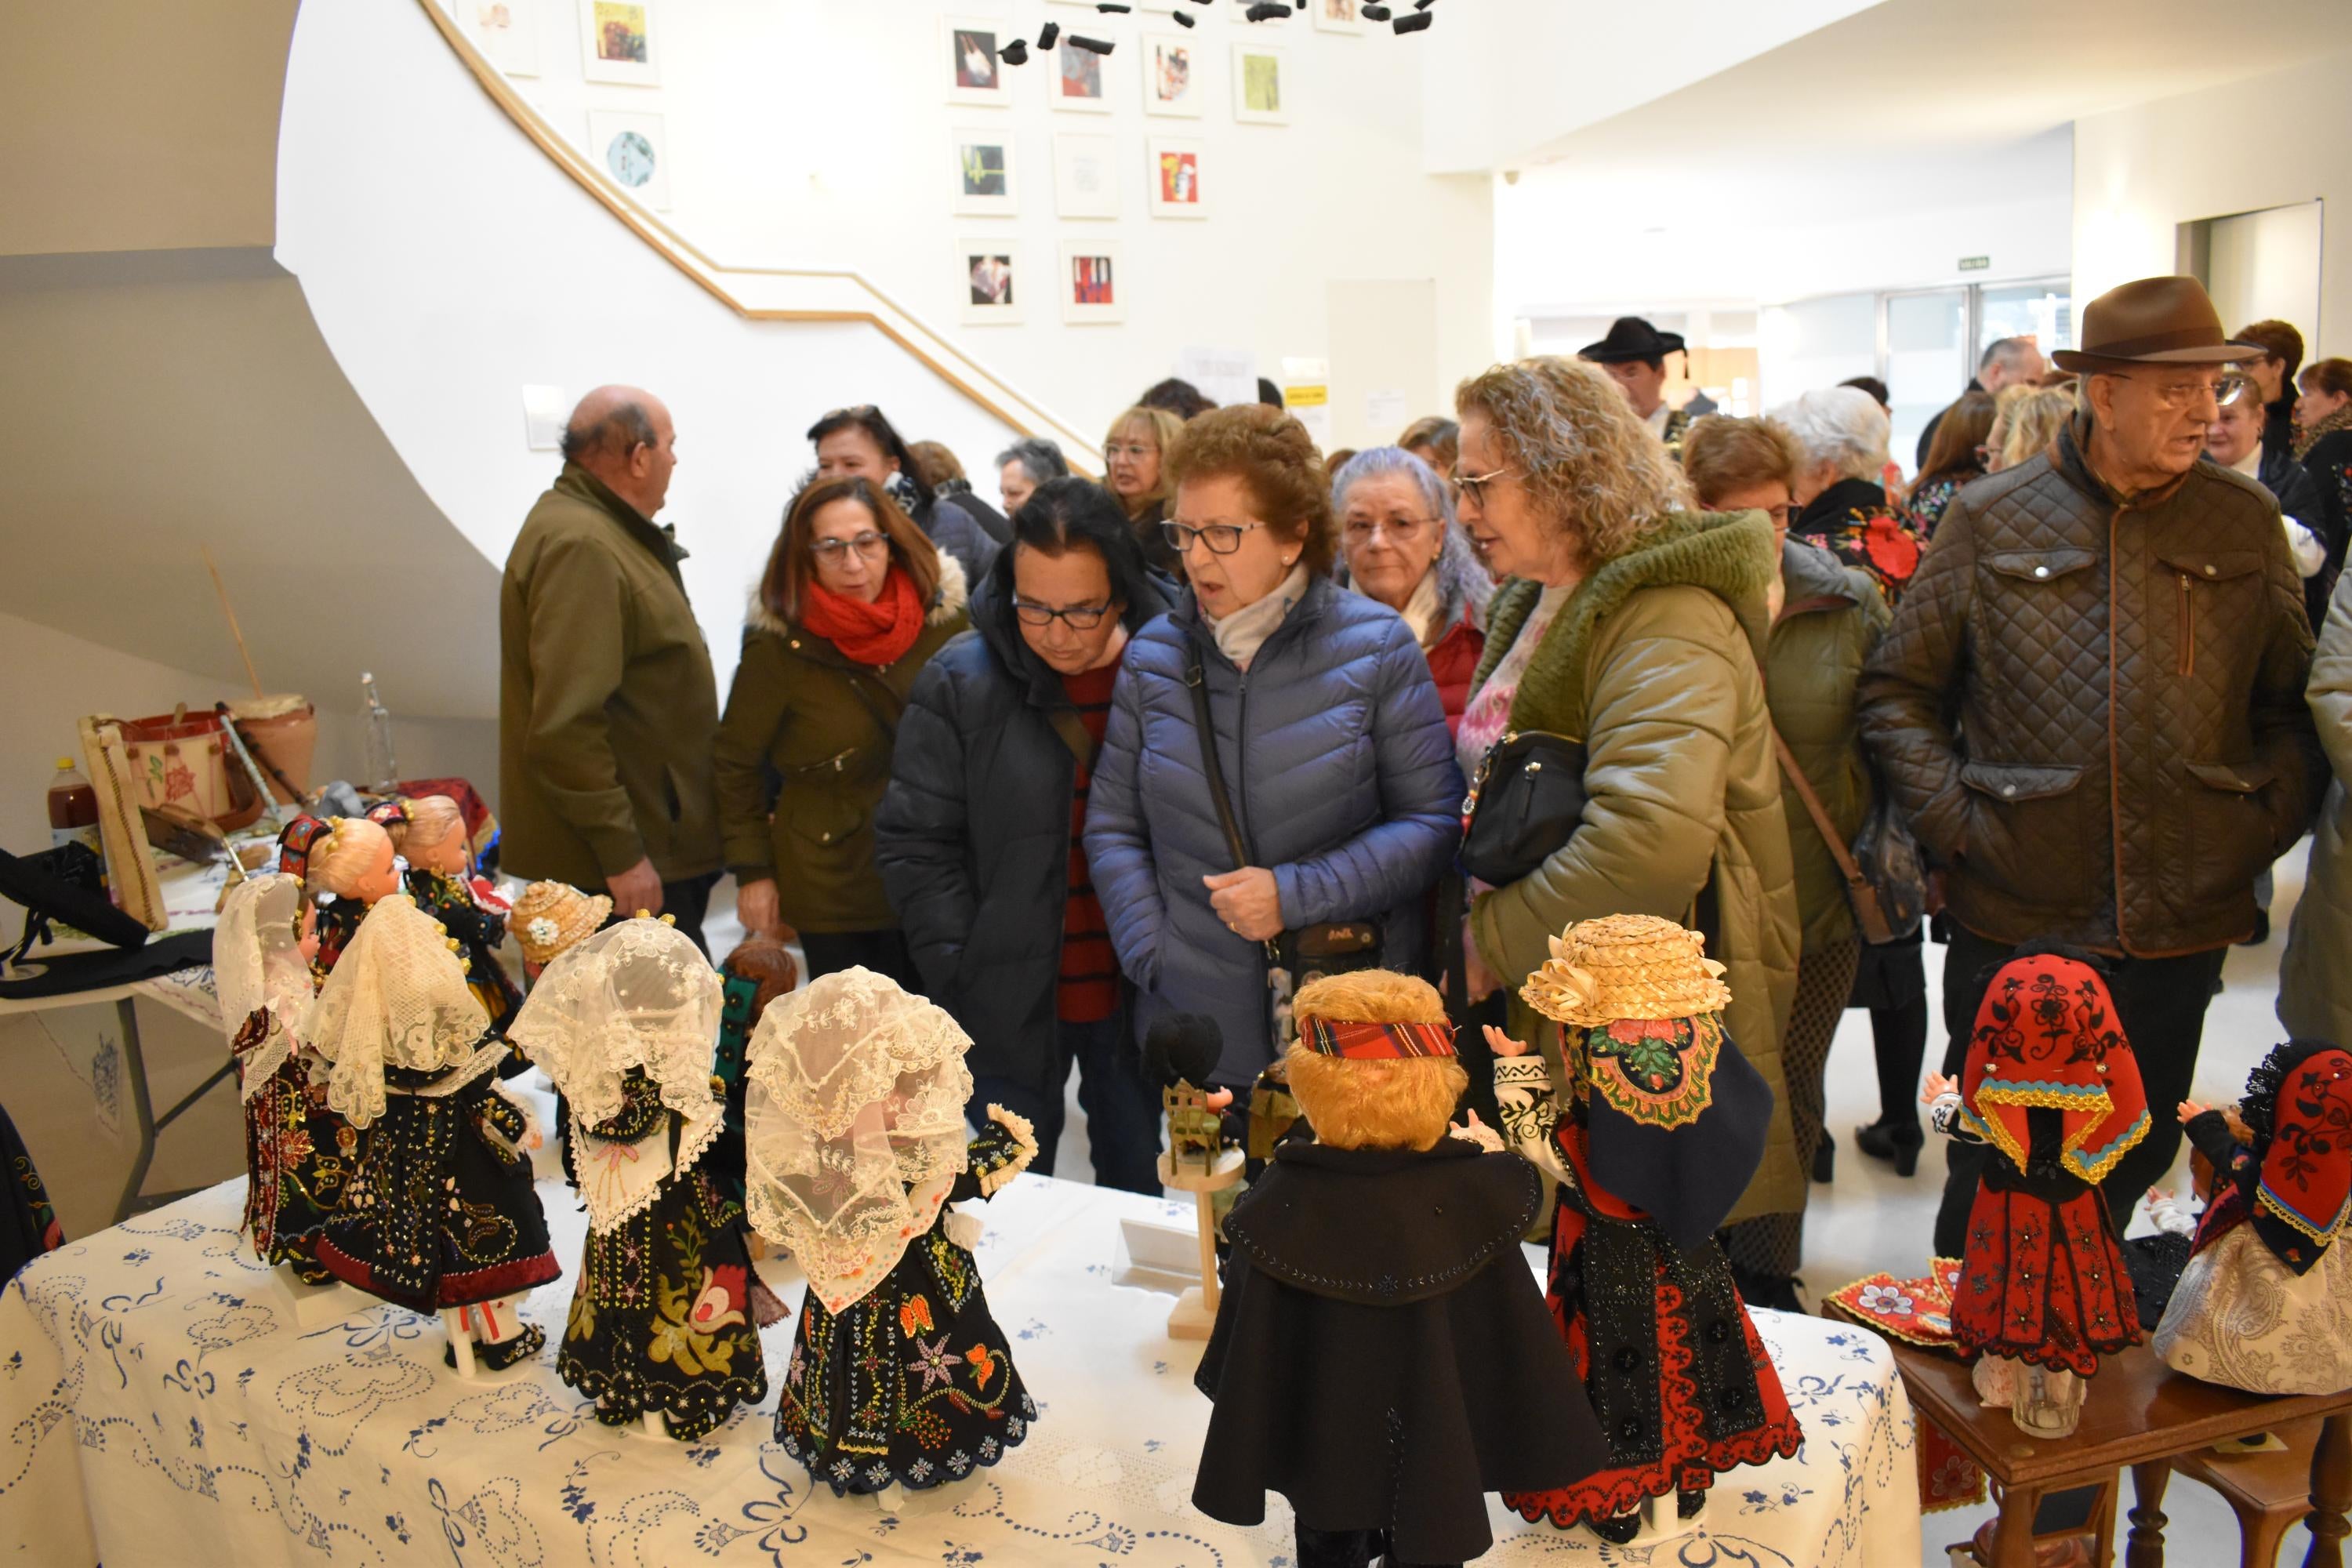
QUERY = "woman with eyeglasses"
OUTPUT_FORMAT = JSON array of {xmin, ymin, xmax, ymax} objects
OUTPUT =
[
  {"xmin": 875, "ymin": 478, "xmax": 1171, "ymax": 1192},
  {"xmin": 1334, "ymin": 447, "xmax": 1490, "ymax": 734},
  {"xmin": 1102, "ymin": 404, "xmax": 1185, "ymax": 575},
  {"xmin": 1084, "ymin": 405, "xmax": 1463, "ymax": 1096},
  {"xmin": 1906, "ymin": 388, "xmax": 1997, "ymax": 536},
  {"xmin": 807, "ymin": 405, "xmax": 998, "ymax": 586},
  {"xmin": 715, "ymin": 477, "xmax": 970, "ymax": 985}
]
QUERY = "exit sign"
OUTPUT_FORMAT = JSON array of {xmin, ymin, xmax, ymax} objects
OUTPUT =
[{"xmin": 1958, "ymin": 256, "xmax": 1991, "ymax": 271}]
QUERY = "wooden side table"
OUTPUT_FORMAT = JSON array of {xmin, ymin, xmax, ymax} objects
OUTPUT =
[
  {"xmin": 2158, "ymin": 1418, "xmax": 2323, "ymax": 1568},
  {"xmin": 1888, "ymin": 1340, "xmax": 2352, "ymax": 1568}
]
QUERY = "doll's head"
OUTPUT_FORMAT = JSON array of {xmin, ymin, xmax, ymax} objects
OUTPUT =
[
  {"xmin": 364, "ymin": 797, "xmax": 411, "ymax": 852},
  {"xmin": 400, "ymin": 796, "xmax": 470, "ymax": 876},
  {"xmin": 720, "ymin": 933, "xmax": 800, "ymax": 1020},
  {"xmin": 512, "ymin": 880, "xmax": 614, "ymax": 978},
  {"xmin": 1285, "ymin": 970, "xmax": 1466, "ymax": 1152},
  {"xmin": 306, "ymin": 818, "xmax": 400, "ymax": 906}
]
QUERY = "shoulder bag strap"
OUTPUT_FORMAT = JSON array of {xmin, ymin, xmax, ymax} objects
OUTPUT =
[
  {"xmin": 1185, "ymin": 641, "xmax": 1282, "ymax": 962},
  {"xmin": 1769, "ymin": 724, "xmax": 1893, "ymax": 945}
]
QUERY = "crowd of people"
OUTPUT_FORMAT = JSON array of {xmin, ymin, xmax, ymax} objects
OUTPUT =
[{"xmin": 497, "ymin": 270, "xmax": 2349, "ymax": 1305}]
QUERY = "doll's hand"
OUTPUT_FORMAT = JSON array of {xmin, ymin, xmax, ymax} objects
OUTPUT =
[
  {"xmin": 2178, "ymin": 1098, "xmax": 2210, "ymax": 1125},
  {"xmin": 524, "ymin": 1129, "xmax": 545, "ymax": 1151},
  {"xmin": 1482, "ymin": 1023, "xmax": 1528, "ymax": 1059},
  {"xmin": 1448, "ymin": 1109, "xmax": 1505, "ymax": 1152},
  {"xmin": 1204, "ymin": 1087, "xmax": 1235, "ymax": 1112},
  {"xmin": 1921, "ymin": 1073, "xmax": 1958, "ymax": 1104}
]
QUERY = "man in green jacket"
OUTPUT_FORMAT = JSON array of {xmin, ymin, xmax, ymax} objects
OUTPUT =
[{"xmin": 498, "ymin": 386, "xmax": 724, "ymax": 951}]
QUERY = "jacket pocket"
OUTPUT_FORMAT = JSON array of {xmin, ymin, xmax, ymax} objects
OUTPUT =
[
  {"xmin": 1984, "ymin": 547, "xmax": 2099, "ymax": 585},
  {"xmin": 2181, "ymin": 758, "xmax": 2279, "ymax": 906},
  {"xmin": 1957, "ymin": 760, "xmax": 2088, "ymax": 900},
  {"xmin": 2158, "ymin": 550, "xmax": 2264, "ymax": 680}
]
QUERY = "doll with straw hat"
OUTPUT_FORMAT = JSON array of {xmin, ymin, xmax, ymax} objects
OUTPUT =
[{"xmin": 1484, "ymin": 913, "xmax": 1802, "ymax": 1545}]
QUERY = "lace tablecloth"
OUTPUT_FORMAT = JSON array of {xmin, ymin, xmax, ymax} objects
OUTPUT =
[{"xmin": 0, "ymin": 1174, "xmax": 1920, "ymax": 1566}]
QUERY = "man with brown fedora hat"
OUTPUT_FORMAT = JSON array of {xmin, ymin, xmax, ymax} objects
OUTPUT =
[
  {"xmin": 1858, "ymin": 274, "xmax": 2325, "ymax": 1258},
  {"xmin": 1580, "ymin": 316, "xmax": 1694, "ymax": 454}
]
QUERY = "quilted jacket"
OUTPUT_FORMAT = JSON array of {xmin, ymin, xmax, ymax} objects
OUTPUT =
[
  {"xmin": 1083, "ymin": 575, "xmax": 1464, "ymax": 1087},
  {"xmin": 1857, "ymin": 417, "xmax": 2323, "ymax": 956},
  {"xmin": 2281, "ymin": 570, "xmax": 2352, "ymax": 1046}
]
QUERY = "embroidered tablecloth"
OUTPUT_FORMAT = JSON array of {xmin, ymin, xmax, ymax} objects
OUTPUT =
[{"xmin": 0, "ymin": 1175, "xmax": 1920, "ymax": 1566}]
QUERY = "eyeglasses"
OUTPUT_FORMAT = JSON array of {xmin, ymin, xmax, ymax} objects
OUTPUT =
[
  {"xmin": 2103, "ymin": 372, "xmax": 2251, "ymax": 409},
  {"xmin": 1973, "ymin": 443, "xmax": 1997, "ymax": 467},
  {"xmin": 1162, "ymin": 518, "xmax": 1265, "ymax": 556},
  {"xmin": 1105, "ymin": 442, "xmax": 1159, "ymax": 461},
  {"xmin": 1012, "ymin": 597, "xmax": 1113, "ymax": 630},
  {"xmin": 811, "ymin": 531, "xmax": 891, "ymax": 563},
  {"xmin": 1451, "ymin": 465, "xmax": 1519, "ymax": 505},
  {"xmin": 1341, "ymin": 516, "xmax": 1438, "ymax": 545}
]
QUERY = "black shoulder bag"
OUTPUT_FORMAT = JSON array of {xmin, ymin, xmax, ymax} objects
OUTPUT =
[{"xmin": 1460, "ymin": 728, "xmax": 1590, "ymax": 886}]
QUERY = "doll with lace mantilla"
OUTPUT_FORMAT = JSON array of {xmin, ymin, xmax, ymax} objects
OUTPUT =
[
  {"xmin": 744, "ymin": 967, "xmax": 1039, "ymax": 1497},
  {"xmin": 1192, "ymin": 971, "xmax": 1606, "ymax": 1568},
  {"xmin": 307, "ymin": 893, "xmax": 561, "ymax": 1373},
  {"xmin": 510, "ymin": 918, "xmax": 768, "ymax": 1437},
  {"xmin": 1486, "ymin": 914, "xmax": 1801, "ymax": 1546},
  {"xmin": 2153, "ymin": 1039, "xmax": 2352, "ymax": 1395},
  {"xmin": 216, "ymin": 871, "xmax": 329, "ymax": 1275},
  {"xmin": 387, "ymin": 795, "xmax": 524, "ymax": 1051},
  {"xmin": 288, "ymin": 815, "xmax": 401, "ymax": 984},
  {"xmin": 1923, "ymin": 949, "xmax": 2147, "ymax": 1436}
]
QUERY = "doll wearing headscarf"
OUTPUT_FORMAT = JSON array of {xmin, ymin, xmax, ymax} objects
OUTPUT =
[
  {"xmin": 216, "ymin": 872, "xmax": 332, "ymax": 1274},
  {"xmin": 510, "ymin": 917, "xmax": 768, "ymax": 1437},
  {"xmin": 307, "ymin": 894, "xmax": 560, "ymax": 1370},
  {"xmin": 382, "ymin": 796, "xmax": 524, "ymax": 1051},
  {"xmin": 2152, "ymin": 1040, "xmax": 2352, "ymax": 1394},
  {"xmin": 744, "ymin": 967, "xmax": 1039, "ymax": 1497},
  {"xmin": 1484, "ymin": 914, "xmax": 1801, "ymax": 1545}
]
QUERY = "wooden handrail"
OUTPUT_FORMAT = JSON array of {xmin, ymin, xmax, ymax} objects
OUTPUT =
[{"xmin": 413, "ymin": 0, "xmax": 1104, "ymax": 468}]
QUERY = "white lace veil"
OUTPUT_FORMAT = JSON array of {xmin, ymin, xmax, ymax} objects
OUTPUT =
[
  {"xmin": 742, "ymin": 966, "xmax": 974, "ymax": 1314},
  {"xmin": 299, "ymin": 894, "xmax": 494, "ymax": 1129},
  {"xmin": 214, "ymin": 873, "xmax": 315, "ymax": 1101},
  {"xmin": 507, "ymin": 917, "xmax": 725, "ymax": 1232}
]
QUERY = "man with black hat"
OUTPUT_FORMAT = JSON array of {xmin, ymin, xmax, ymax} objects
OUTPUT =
[
  {"xmin": 1858, "ymin": 275, "xmax": 2325, "ymax": 1259},
  {"xmin": 1579, "ymin": 317, "xmax": 1693, "ymax": 456}
]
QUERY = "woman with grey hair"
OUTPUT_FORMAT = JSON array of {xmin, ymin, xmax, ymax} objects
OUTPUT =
[
  {"xmin": 1771, "ymin": 385, "xmax": 1926, "ymax": 603},
  {"xmin": 995, "ymin": 436, "xmax": 1069, "ymax": 521},
  {"xmin": 1334, "ymin": 447, "xmax": 1490, "ymax": 732}
]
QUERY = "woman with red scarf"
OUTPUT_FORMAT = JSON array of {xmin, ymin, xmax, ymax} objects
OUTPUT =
[{"xmin": 717, "ymin": 475, "xmax": 969, "ymax": 985}]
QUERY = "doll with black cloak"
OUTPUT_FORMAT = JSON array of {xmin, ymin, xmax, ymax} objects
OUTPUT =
[
  {"xmin": 2153, "ymin": 1038, "xmax": 2352, "ymax": 1395},
  {"xmin": 382, "ymin": 795, "xmax": 524, "ymax": 1053},
  {"xmin": 1485, "ymin": 913, "xmax": 1802, "ymax": 1544},
  {"xmin": 1191, "ymin": 969, "xmax": 1607, "ymax": 1568}
]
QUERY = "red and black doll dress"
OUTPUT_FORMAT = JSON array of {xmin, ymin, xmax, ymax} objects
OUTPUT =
[{"xmin": 1933, "ymin": 953, "xmax": 2147, "ymax": 1375}]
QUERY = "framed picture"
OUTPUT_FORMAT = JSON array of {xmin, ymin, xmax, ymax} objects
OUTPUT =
[
  {"xmin": 951, "ymin": 129, "xmax": 1018, "ymax": 216},
  {"xmin": 942, "ymin": 16, "xmax": 1011, "ymax": 107},
  {"xmin": 1059, "ymin": 239, "xmax": 1126, "ymax": 325},
  {"xmin": 578, "ymin": 0, "xmax": 657, "ymax": 85},
  {"xmin": 1147, "ymin": 136, "xmax": 1207, "ymax": 219},
  {"xmin": 1232, "ymin": 42, "xmax": 1287, "ymax": 124},
  {"xmin": 1142, "ymin": 32, "xmax": 1203, "ymax": 118},
  {"xmin": 957, "ymin": 238, "xmax": 1025, "ymax": 325},
  {"xmin": 464, "ymin": 0, "xmax": 539, "ymax": 75},
  {"xmin": 1312, "ymin": 0, "xmax": 1364, "ymax": 34},
  {"xmin": 1054, "ymin": 40, "xmax": 1112, "ymax": 113},
  {"xmin": 586, "ymin": 109, "xmax": 670, "ymax": 209},
  {"xmin": 1051, "ymin": 132, "xmax": 1120, "ymax": 220}
]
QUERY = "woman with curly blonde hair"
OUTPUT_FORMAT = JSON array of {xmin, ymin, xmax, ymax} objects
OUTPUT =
[{"xmin": 1453, "ymin": 356, "xmax": 1805, "ymax": 1304}]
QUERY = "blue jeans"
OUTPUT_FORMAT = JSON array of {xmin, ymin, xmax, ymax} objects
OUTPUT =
[{"xmin": 970, "ymin": 1015, "xmax": 1162, "ymax": 1196}]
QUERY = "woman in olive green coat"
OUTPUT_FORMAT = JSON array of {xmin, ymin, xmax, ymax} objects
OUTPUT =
[{"xmin": 717, "ymin": 476, "xmax": 970, "ymax": 984}]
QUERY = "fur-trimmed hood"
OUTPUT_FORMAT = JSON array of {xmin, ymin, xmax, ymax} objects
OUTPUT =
[{"xmin": 745, "ymin": 551, "xmax": 969, "ymax": 641}]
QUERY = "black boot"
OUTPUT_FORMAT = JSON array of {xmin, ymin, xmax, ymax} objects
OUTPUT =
[
  {"xmin": 1853, "ymin": 1119, "xmax": 1925, "ymax": 1177},
  {"xmin": 1812, "ymin": 1133, "xmax": 1835, "ymax": 1184}
]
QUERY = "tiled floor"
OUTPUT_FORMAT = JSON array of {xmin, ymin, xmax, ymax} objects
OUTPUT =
[{"xmin": 5, "ymin": 854, "xmax": 2327, "ymax": 1564}]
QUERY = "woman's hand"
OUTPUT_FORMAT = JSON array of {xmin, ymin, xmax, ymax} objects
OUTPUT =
[
  {"xmin": 1482, "ymin": 1023, "xmax": 1528, "ymax": 1059},
  {"xmin": 1921, "ymin": 1072, "xmax": 1958, "ymax": 1104},
  {"xmin": 735, "ymin": 877, "xmax": 783, "ymax": 938},
  {"xmin": 1463, "ymin": 923, "xmax": 1501, "ymax": 1004},
  {"xmin": 1203, "ymin": 867, "xmax": 1283, "ymax": 942}
]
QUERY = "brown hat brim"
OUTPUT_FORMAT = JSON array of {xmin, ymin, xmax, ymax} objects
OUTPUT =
[{"xmin": 2053, "ymin": 339, "xmax": 2266, "ymax": 372}]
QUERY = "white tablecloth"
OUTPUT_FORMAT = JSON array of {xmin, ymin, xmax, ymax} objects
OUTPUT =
[{"xmin": 0, "ymin": 1175, "xmax": 1921, "ymax": 1566}]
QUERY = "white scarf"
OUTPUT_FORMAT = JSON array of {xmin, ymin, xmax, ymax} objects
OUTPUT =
[
  {"xmin": 1400, "ymin": 565, "xmax": 1445, "ymax": 650},
  {"xmin": 1206, "ymin": 562, "xmax": 1309, "ymax": 671}
]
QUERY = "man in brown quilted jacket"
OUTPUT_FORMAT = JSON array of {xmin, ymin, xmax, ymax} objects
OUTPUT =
[{"xmin": 1857, "ymin": 277, "xmax": 2324, "ymax": 1256}]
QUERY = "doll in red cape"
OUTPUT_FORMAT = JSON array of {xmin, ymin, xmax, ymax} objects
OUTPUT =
[
  {"xmin": 1923, "ymin": 948, "xmax": 2147, "ymax": 1433},
  {"xmin": 1485, "ymin": 914, "xmax": 1802, "ymax": 1546}
]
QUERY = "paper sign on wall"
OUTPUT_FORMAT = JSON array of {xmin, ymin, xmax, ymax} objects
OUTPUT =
[
  {"xmin": 1364, "ymin": 387, "xmax": 1410, "ymax": 440},
  {"xmin": 1281, "ymin": 356, "xmax": 1332, "ymax": 451},
  {"xmin": 1175, "ymin": 346, "xmax": 1259, "ymax": 412}
]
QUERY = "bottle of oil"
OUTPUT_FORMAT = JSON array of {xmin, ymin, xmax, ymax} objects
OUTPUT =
[{"xmin": 46, "ymin": 756, "xmax": 100, "ymax": 856}]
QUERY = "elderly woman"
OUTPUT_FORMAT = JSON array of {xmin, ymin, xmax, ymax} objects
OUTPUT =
[
  {"xmin": 1103, "ymin": 404, "xmax": 1185, "ymax": 575},
  {"xmin": 1684, "ymin": 415, "xmax": 1893, "ymax": 1225},
  {"xmin": 996, "ymin": 435, "xmax": 1069, "ymax": 521},
  {"xmin": 1773, "ymin": 386, "xmax": 1927, "ymax": 604},
  {"xmin": 1334, "ymin": 447, "xmax": 1490, "ymax": 730},
  {"xmin": 1453, "ymin": 357, "xmax": 1802, "ymax": 1304},
  {"xmin": 1084, "ymin": 406, "xmax": 1463, "ymax": 1092}
]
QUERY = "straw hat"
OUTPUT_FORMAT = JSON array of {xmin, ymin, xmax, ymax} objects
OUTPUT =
[
  {"xmin": 1519, "ymin": 913, "xmax": 1731, "ymax": 1027},
  {"xmin": 511, "ymin": 880, "xmax": 613, "ymax": 967}
]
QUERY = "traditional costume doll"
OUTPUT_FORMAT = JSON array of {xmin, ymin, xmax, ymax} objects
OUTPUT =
[
  {"xmin": 509, "ymin": 917, "xmax": 768, "ymax": 1436},
  {"xmin": 215, "ymin": 871, "xmax": 332, "ymax": 1275},
  {"xmin": 1192, "ymin": 971, "xmax": 1607, "ymax": 1568},
  {"xmin": 1487, "ymin": 914, "xmax": 1802, "ymax": 1544},
  {"xmin": 1924, "ymin": 949, "xmax": 2147, "ymax": 1434},
  {"xmin": 290, "ymin": 815, "xmax": 401, "ymax": 983},
  {"xmin": 2153, "ymin": 1040, "xmax": 2352, "ymax": 1395},
  {"xmin": 511, "ymin": 880, "xmax": 614, "ymax": 982},
  {"xmin": 392, "ymin": 795, "xmax": 524, "ymax": 1047},
  {"xmin": 744, "ymin": 967, "xmax": 1039, "ymax": 1496},
  {"xmin": 307, "ymin": 893, "xmax": 561, "ymax": 1371},
  {"xmin": 714, "ymin": 934, "xmax": 799, "ymax": 1207}
]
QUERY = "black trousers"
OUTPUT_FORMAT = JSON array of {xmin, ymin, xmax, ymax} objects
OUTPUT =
[
  {"xmin": 1294, "ymin": 1524, "xmax": 1455, "ymax": 1568},
  {"xmin": 800, "ymin": 928, "xmax": 920, "ymax": 990},
  {"xmin": 1930, "ymin": 925, "xmax": 2227, "ymax": 1258},
  {"xmin": 660, "ymin": 873, "xmax": 718, "ymax": 958}
]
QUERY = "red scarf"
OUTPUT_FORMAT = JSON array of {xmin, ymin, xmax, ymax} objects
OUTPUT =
[{"xmin": 799, "ymin": 566, "xmax": 925, "ymax": 666}]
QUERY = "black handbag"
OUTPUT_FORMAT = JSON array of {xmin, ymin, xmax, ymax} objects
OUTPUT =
[{"xmin": 1460, "ymin": 728, "xmax": 1589, "ymax": 886}]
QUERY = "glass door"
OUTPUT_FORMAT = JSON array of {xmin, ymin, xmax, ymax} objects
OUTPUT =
[{"xmin": 1884, "ymin": 289, "xmax": 1968, "ymax": 476}]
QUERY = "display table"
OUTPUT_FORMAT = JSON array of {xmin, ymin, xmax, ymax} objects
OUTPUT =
[{"xmin": 2, "ymin": 1175, "xmax": 1922, "ymax": 1566}]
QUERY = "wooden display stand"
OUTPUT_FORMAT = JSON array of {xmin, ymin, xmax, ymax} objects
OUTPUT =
[{"xmin": 1157, "ymin": 1147, "xmax": 1244, "ymax": 1341}]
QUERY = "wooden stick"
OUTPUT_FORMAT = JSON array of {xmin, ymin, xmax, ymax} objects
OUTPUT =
[{"xmin": 200, "ymin": 546, "xmax": 265, "ymax": 700}]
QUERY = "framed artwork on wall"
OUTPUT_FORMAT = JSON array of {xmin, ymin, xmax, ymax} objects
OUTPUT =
[
  {"xmin": 942, "ymin": 16, "xmax": 1011, "ymax": 107},
  {"xmin": 578, "ymin": 0, "xmax": 657, "ymax": 85},
  {"xmin": 1232, "ymin": 42, "xmax": 1287, "ymax": 124},
  {"xmin": 1312, "ymin": 0, "xmax": 1365, "ymax": 34},
  {"xmin": 1142, "ymin": 33, "xmax": 1203, "ymax": 118},
  {"xmin": 1060, "ymin": 239, "xmax": 1127, "ymax": 325},
  {"xmin": 1054, "ymin": 40, "xmax": 1112, "ymax": 113},
  {"xmin": 958, "ymin": 238, "xmax": 1025, "ymax": 325},
  {"xmin": 1051, "ymin": 132, "xmax": 1120, "ymax": 220},
  {"xmin": 587, "ymin": 109, "xmax": 671, "ymax": 209},
  {"xmin": 951, "ymin": 129, "xmax": 1018, "ymax": 216},
  {"xmin": 1147, "ymin": 137, "xmax": 1207, "ymax": 219},
  {"xmin": 464, "ymin": 0, "xmax": 540, "ymax": 76}
]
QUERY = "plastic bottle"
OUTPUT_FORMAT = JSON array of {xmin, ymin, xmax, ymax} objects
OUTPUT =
[
  {"xmin": 361, "ymin": 673, "xmax": 399, "ymax": 794},
  {"xmin": 47, "ymin": 756, "xmax": 100, "ymax": 855}
]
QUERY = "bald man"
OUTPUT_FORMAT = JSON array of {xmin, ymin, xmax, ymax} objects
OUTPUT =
[{"xmin": 497, "ymin": 386, "xmax": 724, "ymax": 951}]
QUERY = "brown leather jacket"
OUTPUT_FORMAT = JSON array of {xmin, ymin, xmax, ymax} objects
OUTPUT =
[{"xmin": 1857, "ymin": 417, "xmax": 2322, "ymax": 957}]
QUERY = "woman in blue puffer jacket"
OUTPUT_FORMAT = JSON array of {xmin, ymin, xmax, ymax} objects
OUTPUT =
[{"xmin": 1083, "ymin": 405, "xmax": 1465, "ymax": 1090}]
